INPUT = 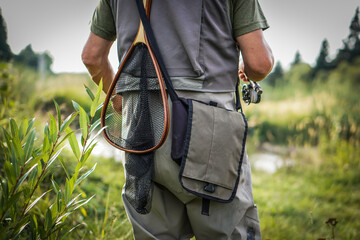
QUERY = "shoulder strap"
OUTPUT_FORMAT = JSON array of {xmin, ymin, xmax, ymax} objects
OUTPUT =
[
  {"xmin": 135, "ymin": 0, "xmax": 178, "ymax": 101},
  {"xmin": 135, "ymin": 0, "xmax": 243, "ymax": 111}
]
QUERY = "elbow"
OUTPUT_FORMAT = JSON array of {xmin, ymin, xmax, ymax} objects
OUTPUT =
[
  {"xmin": 81, "ymin": 47, "xmax": 101, "ymax": 69},
  {"xmin": 245, "ymin": 54, "xmax": 274, "ymax": 81}
]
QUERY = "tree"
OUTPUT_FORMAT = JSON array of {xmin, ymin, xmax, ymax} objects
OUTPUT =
[
  {"xmin": 333, "ymin": 7, "xmax": 360, "ymax": 65},
  {"xmin": 315, "ymin": 39, "xmax": 330, "ymax": 71},
  {"xmin": 291, "ymin": 50, "xmax": 302, "ymax": 66},
  {"xmin": 0, "ymin": 8, "xmax": 12, "ymax": 62},
  {"xmin": 14, "ymin": 45, "xmax": 38, "ymax": 69},
  {"xmin": 266, "ymin": 61, "xmax": 283, "ymax": 87},
  {"xmin": 348, "ymin": 7, "xmax": 360, "ymax": 60},
  {"xmin": 14, "ymin": 44, "xmax": 53, "ymax": 73}
]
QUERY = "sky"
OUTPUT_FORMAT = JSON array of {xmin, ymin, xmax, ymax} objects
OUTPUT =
[{"xmin": 1, "ymin": 0, "xmax": 359, "ymax": 73}]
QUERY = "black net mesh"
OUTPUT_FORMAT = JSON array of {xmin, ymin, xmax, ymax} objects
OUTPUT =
[
  {"xmin": 103, "ymin": 43, "xmax": 166, "ymax": 214},
  {"xmin": 103, "ymin": 43, "xmax": 165, "ymax": 152}
]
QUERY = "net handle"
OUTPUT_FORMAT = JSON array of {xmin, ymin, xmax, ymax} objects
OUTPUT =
[
  {"xmin": 101, "ymin": 0, "xmax": 170, "ymax": 153},
  {"xmin": 135, "ymin": 0, "xmax": 179, "ymax": 102}
]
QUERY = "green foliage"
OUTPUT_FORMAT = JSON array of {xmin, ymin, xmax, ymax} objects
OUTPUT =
[
  {"xmin": 0, "ymin": 8, "xmax": 12, "ymax": 62},
  {"xmin": 0, "ymin": 81, "xmax": 104, "ymax": 239},
  {"xmin": 13, "ymin": 45, "xmax": 53, "ymax": 74},
  {"xmin": 248, "ymin": 56, "xmax": 360, "ymax": 170},
  {"xmin": 265, "ymin": 61, "xmax": 283, "ymax": 87},
  {"xmin": 78, "ymin": 156, "xmax": 132, "ymax": 239},
  {"xmin": 253, "ymin": 167, "xmax": 360, "ymax": 239},
  {"xmin": 291, "ymin": 50, "xmax": 302, "ymax": 66},
  {"xmin": 314, "ymin": 39, "xmax": 329, "ymax": 71}
]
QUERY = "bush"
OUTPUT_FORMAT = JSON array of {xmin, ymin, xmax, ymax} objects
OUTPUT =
[{"xmin": 0, "ymin": 81, "xmax": 104, "ymax": 239}]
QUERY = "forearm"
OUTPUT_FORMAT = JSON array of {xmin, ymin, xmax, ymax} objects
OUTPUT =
[
  {"xmin": 84, "ymin": 58, "xmax": 115, "ymax": 94},
  {"xmin": 81, "ymin": 32, "xmax": 115, "ymax": 94},
  {"xmin": 242, "ymin": 43, "xmax": 273, "ymax": 81},
  {"xmin": 237, "ymin": 29, "xmax": 274, "ymax": 81}
]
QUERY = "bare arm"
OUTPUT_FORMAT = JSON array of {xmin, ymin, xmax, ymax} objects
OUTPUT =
[
  {"xmin": 82, "ymin": 32, "xmax": 122, "ymax": 113},
  {"xmin": 237, "ymin": 29, "xmax": 274, "ymax": 81},
  {"xmin": 82, "ymin": 32, "xmax": 115, "ymax": 92}
]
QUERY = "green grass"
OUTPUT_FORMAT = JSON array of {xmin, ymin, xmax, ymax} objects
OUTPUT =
[
  {"xmin": 80, "ymin": 156, "xmax": 133, "ymax": 239},
  {"xmin": 1, "ymin": 60, "xmax": 360, "ymax": 239},
  {"xmin": 252, "ymin": 167, "xmax": 360, "ymax": 239}
]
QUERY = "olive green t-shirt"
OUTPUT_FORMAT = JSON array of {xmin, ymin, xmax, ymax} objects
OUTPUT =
[{"xmin": 90, "ymin": 0, "xmax": 269, "ymax": 41}]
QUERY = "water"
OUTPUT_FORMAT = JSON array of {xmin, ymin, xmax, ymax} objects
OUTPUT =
[
  {"xmin": 91, "ymin": 137, "xmax": 125, "ymax": 163},
  {"xmin": 250, "ymin": 153, "xmax": 289, "ymax": 174}
]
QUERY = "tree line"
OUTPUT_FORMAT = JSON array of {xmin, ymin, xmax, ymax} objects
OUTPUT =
[
  {"xmin": 266, "ymin": 7, "xmax": 360, "ymax": 86},
  {"xmin": 0, "ymin": 8, "xmax": 53, "ymax": 73}
]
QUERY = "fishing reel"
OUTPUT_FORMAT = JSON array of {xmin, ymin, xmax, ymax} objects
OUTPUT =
[{"xmin": 241, "ymin": 80, "xmax": 263, "ymax": 105}]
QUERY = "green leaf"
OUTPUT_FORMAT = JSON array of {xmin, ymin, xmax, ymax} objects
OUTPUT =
[
  {"xmin": 89, "ymin": 117, "xmax": 102, "ymax": 134},
  {"xmin": 59, "ymin": 112, "xmax": 78, "ymax": 133},
  {"xmin": 102, "ymin": 186, "xmax": 111, "ymax": 232},
  {"xmin": 64, "ymin": 179, "xmax": 73, "ymax": 204},
  {"xmin": 12, "ymin": 215, "xmax": 30, "ymax": 239},
  {"xmin": 90, "ymin": 79, "xmax": 103, "ymax": 118},
  {"xmin": 14, "ymin": 163, "xmax": 38, "ymax": 192},
  {"xmin": 75, "ymin": 163, "xmax": 97, "ymax": 188},
  {"xmin": 85, "ymin": 84, "xmax": 95, "ymax": 101},
  {"xmin": 57, "ymin": 130, "xmax": 74, "ymax": 148},
  {"xmin": 79, "ymin": 106, "xmax": 89, "ymax": 139},
  {"xmin": 49, "ymin": 113, "xmax": 58, "ymax": 143},
  {"xmin": 58, "ymin": 156, "xmax": 70, "ymax": 179},
  {"xmin": 44, "ymin": 123, "xmax": 50, "ymax": 139},
  {"xmin": 59, "ymin": 223, "xmax": 85, "ymax": 240},
  {"xmin": 10, "ymin": 118, "xmax": 19, "ymax": 138},
  {"xmin": 45, "ymin": 147, "xmax": 63, "ymax": 169},
  {"xmin": 25, "ymin": 190, "xmax": 51, "ymax": 215},
  {"xmin": 73, "ymin": 195, "xmax": 95, "ymax": 211},
  {"xmin": 57, "ymin": 190, "xmax": 62, "ymax": 213},
  {"xmin": 51, "ymin": 178, "xmax": 60, "ymax": 194},
  {"xmin": 26, "ymin": 118, "xmax": 35, "ymax": 136},
  {"xmin": 72, "ymin": 100, "xmax": 80, "ymax": 112},
  {"xmin": 81, "ymin": 135, "xmax": 85, "ymax": 147},
  {"xmin": 24, "ymin": 129, "xmax": 36, "ymax": 162},
  {"xmin": 54, "ymin": 99, "xmax": 62, "ymax": 131},
  {"xmin": 29, "ymin": 215, "xmax": 38, "ymax": 239},
  {"xmin": 56, "ymin": 212, "xmax": 71, "ymax": 224},
  {"xmin": 66, "ymin": 127, "xmax": 80, "ymax": 160},
  {"xmin": 12, "ymin": 136, "xmax": 25, "ymax": 165},
  {"xmin": 2, "ymin": 191, "xmax": 22, "ymax": 218},
  {"xmin": 2, "ymin": 127, "xmax": 12, "ymax": 151},
  {"xmin": 42, "ymin": 134, "xmax": 50, "ymax": 158},
  {"xmin": 50, "ymin": 202, "xmax": 58, "ymax": 226},
  {"xmin": 45, "ymin": 208, "xmax": 53, "ymax": 231},
  {"xmin": 87, "ymin": 126, "xmax": 106, "ymax": 149},
  {"xmin": 4, "ymin": 161, "xmax": 16, "ymax": 185},
  {"xmin": 28, "ymin": 167, "xmax": 38, "ymax": 190},
  {"xmin": 66, "ymin": 193, "xmax": 82, "ymax": 208},
  {"xmin": 18, "ymin": 118, "xmax": 28, "ymax": 142},
  {"xmin": 24, "ymin": 155, "xmax": 41, "ymax": 170},
  {"xmin": 79, "ymin": 143, "xmax": 97, "ymax": 167}
]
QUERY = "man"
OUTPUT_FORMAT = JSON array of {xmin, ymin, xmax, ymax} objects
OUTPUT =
[{"xmin": 82, "ymin": 0, "xmax": 273, "ymax": 239}]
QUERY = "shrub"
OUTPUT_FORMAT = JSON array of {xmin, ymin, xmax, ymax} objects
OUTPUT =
[{"xmin": 0, "ymin": 81, "xmax": 104, "ymax": 239}]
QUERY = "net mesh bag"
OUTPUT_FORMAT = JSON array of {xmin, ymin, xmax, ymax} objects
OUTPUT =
[{"xmin": 103, "ymin": 43, "xmax": 166, "ymax": 213}]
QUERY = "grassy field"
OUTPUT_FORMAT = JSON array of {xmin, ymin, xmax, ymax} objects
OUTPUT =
[{"xmin": 1, "ymin": 62, "xmax": 359, "ymax": 239}]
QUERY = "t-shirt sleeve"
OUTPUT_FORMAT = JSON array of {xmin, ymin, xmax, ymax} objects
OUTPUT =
[
  {"xmin": 90, "ymin": 0, "xmax": 117, "ymax": 41},
  {"xmin": 232, "ymin": 0, "xmax": 269, "ymax": 37}
]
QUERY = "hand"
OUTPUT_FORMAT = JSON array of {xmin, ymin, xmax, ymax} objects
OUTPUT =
[
  {"xmin": 111, "ymin": 95, "xmax": 122, "ymax": 114},
  {"xmin": 238, "ymin": 61, "xmax": 249, "ymax": 82},
  {"xmin": 238, "ymin": 70, "xmax": 249, "ymax": 82}
]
